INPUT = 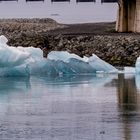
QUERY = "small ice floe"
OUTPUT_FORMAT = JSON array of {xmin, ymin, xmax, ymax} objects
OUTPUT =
[
  {"xmin": 123, "ymin": 67, "xmax": 136, "ymax": 79},
  {"xmin": 124, "ymin": 67, "xmax": 136, "ymax": 74},
  {"xmin": 135, "ymin": 74, "xmax": 140, "ymax": 91},
  {"xmin": 118, "ymin": 67, "xmax": 136, "ymax": 80},
  {"xmin": 0, "ymin": 35, "xmax": 118, "ymax": 77}
]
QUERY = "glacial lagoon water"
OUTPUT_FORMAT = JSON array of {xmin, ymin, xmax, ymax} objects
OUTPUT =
[{"xmin": 0, "ymin": 74, "xmax": 140, "ymax": 140}]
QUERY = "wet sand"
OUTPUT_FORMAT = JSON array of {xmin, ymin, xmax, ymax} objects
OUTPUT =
[{"xmin": 47, "ymin": 22, "xmax": 140, "ymax": 36}]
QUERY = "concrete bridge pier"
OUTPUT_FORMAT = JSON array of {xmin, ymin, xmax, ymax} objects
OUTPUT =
[{"xmin": 116, "ymin": 0, "xmax": 140, "ymax": 32}]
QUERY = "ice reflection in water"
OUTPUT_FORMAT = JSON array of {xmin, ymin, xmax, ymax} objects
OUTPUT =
[{"xmin": 0, "ymin": 74, "xmax": 139, "ymax": 140}]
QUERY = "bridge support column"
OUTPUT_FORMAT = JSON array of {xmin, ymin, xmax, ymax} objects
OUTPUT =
[
  {"xmin": 135, "ymin": 0, "xmax": 140, "ymax": 32},
  {"xmin": 116, "ymin": 0, "xmax": 140, "ymax": 32}
]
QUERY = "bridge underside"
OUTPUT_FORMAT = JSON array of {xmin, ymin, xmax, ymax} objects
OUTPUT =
[{"xmin": 116, "ymin": 0, "xmax": 140, "ymax": 32}]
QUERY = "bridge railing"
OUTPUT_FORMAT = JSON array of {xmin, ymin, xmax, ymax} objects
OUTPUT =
[{"xmin": 0, "ymin": 0, "xmax": 118, "ymax": 2}]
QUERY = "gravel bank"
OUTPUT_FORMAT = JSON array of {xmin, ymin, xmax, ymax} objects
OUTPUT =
[{"xmin": 0, "ymin": 18, "xmax": 66, "ymax": 38}]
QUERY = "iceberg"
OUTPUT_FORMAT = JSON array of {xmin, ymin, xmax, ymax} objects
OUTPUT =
[{"xmin": 0, "ymin": 35, "xmax": 119, "ymax": 77}]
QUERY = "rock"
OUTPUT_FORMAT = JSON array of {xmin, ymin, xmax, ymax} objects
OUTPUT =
[{"xmin": 107, "ymin": 43, "xmax": 112, "ymax": 47}]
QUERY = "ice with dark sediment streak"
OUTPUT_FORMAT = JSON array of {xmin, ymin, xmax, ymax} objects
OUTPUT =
[{"xmin": 0, "ymin": 35, "xmax": 118, "ymax": 77}]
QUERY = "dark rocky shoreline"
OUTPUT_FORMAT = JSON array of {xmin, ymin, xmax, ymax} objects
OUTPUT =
[
  {"xmin": 46, "ymin": 35, "xmax": 140, "ymax": 66},
  {"xmin": 1, "ymin": 18, "xmax": 140, "ymax": 66}
]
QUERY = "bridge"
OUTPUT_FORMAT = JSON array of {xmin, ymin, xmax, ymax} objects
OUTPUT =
[
  {"xmin": 98, "ymin": 0, "xmax": 140, "ymax": 33},
  {"xmin": 116, "ymin": 0, "xmax": 140, "ymax": 32}
]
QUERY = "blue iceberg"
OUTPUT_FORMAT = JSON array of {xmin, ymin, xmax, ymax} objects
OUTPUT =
[
  {"xmin": 47, "ymin": 51, "xmax": 118, "ymax": 74},
  {"xmin": 0, "ymin": 35, "xmax": 118, "ymax": 77}
]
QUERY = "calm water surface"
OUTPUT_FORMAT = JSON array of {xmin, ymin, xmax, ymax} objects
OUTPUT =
[{"xmin": 0, "ymin": 74, "xmax": 140, "ymax": 140}]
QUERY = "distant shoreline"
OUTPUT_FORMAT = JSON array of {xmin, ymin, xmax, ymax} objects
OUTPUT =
[{"xmin": 0, "ymin": 18, "xmax": 140, "ymax": 66}]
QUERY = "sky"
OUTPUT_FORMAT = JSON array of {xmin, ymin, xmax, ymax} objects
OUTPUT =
[{"xmin": 0, "ymin": 0, "xmax": 117, "ymax": 23}]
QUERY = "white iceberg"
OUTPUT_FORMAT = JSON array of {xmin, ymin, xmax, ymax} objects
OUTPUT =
[
  {"xmin": 0, "ymin": 44, "xmax": 30, "ymax": 68},
  {"xmin": 0, "ymin": 36, "xmax": 31, "ymax": 76},
  {"xmin": 0, "ymin": 35, "xmax": 119, "ymax": 77}
]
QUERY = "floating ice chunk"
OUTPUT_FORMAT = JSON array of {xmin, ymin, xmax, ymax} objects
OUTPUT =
[
  {"xmin": 124, "ymin": 67, "xmax": 135, "ymax": 74},
  {"xmin": 0, "ymin": 35, "xmax": 119, "ymax": 77},
  {"xmin": 88, "ymin": 54, "xmax": 118, "ymax": 73}
]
